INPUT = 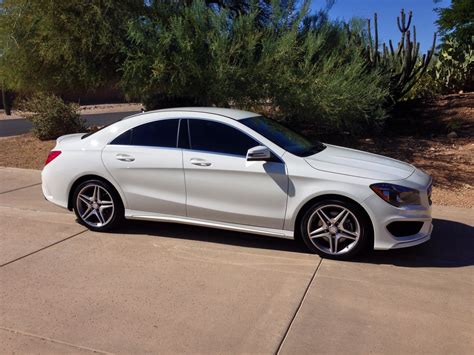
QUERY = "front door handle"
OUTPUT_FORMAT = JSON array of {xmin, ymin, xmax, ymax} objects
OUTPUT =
[
  {"xmin": 116, "ymin": 154, "xmax": 135, "ymax": 162},
  {"xmin": 190, "ymin": 158, "xmax": 212, "ymax": 167}
]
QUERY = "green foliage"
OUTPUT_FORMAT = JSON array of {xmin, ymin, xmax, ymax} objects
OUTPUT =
[
  {"xmin": 0, "ymin": 0, "xmax": 143, "ymax": 94},
  {"xmin": 403, "ymin": 67, "xmax": 440, "ymax": 101},
  {"xmin": 366, "ymin": 10, "xmax": 436, "ymax": 101},
  {"xmin": 436, "ymin": 0, "xmax": 473, "ymax": 45},
  {"xmin": 20, "ymin": 93, "xmax": 85, "ymax": 140},
  {"xmin": 435, "ymin": 37, "xmax": 474, "ymax": 92},
  {"xmin": 121, "ymin": 0, "xmax": 388, "ymax": 133},
  {"xmin": 434, "ymin": 0, "xmax": 474, "ymax": 92}
]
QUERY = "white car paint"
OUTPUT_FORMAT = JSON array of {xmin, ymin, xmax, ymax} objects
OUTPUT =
[{"xmin": 42, "ymin": 107, "xmax": 433, "ymax": 250}]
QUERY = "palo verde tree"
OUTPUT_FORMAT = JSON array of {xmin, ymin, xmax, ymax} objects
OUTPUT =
[
  {"xmin": 366, "ymin": 9, "xmax": 436, "ymax": 101},
  {"xmin": 0, "ymin": 0, "xmax": 143, "ymax": 95},
  {"xmin": 121, "ymin": 0, "xmax": 388, "ymax": 133}
]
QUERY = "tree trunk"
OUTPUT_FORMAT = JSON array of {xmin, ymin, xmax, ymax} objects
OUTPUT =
[{"xmin": 1, "ymin": 83, "xmax": 11, "ymax": 116}]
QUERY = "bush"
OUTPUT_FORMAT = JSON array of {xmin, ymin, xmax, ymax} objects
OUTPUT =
[
  {"xmin": 20, "ymin": 93, "xmax": 85, "ymax": 140},
  {"xmin": 120, "ymin": 1, "xmax": 388, "ymax": 134}
]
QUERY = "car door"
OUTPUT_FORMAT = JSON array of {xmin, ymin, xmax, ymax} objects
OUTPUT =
[
  {"xmin": 102, "ymin": 118, "xmax": 186, "ymax": 216},
  {"xmin": 182, "ymin": 118, "xmax": 288, "ymax": 229}
]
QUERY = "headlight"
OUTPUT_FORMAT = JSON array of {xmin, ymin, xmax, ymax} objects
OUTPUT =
[{"xmin": 370, "ymin": 183, "xmax": 421, "ymax": 207}]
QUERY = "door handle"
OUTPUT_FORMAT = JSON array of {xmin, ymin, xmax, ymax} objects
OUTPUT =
[
  {"xmin": 116, "ymin": 154, "xmax": 135, "ymax": 162},
  {"xmin": 190, "ymin": 158, "xmax": 212, "ymax": 167}
]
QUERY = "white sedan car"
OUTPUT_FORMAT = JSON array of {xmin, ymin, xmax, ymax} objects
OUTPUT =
[{"xmin": 42, "ymin": 107, "xmax": 433, "ymax": 259}]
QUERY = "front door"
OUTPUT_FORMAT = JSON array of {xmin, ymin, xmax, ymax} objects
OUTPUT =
[{"xmin": 182, "ymin": 119, "xmax": 288, "ymax": 229}]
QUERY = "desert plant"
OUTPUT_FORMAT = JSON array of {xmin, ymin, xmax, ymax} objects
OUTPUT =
[
  {"xmin": 366, "ymin": 9, "xmax": 436, "ymax": 101},
  {"xmin": 121, "ymin": 0, "xmax": 388, "ymax": 133},
  {"xmin": 20, "ymin": 93, "xmax": 85, "ymax": 140},
  {"xmin": 435, "ymin": 36, "xmax": 473, "ymax": 92}
]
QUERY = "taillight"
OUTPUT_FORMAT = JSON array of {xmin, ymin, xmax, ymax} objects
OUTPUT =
[{"xmin": 45, "ymin": 150, "xmax": 61, "ymax": 166}]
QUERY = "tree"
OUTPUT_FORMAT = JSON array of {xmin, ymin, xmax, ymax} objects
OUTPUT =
[
  {"xmin": 435, "ymin": 0, "xmax": 473, "ymax": 92},
  {"xmin": 121, "ymin": 0, "xmax": 388, "ymax": 133},
  {"xmin": 0, "ymin": 0, "xmax": 143, "ymax": 94}
]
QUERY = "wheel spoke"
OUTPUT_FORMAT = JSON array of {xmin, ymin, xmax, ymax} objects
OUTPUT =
[
  {"xmin": 340, "ymin": 227, "xmax": 358, "ymax": 238},
  {"xmin": 92, "ymin": 185, "xmax": 99, "ymax": 201},
  {"xmin": 333, "ymin": 209, "xmax": 348, "ymax": 225},
  {"xmin": 327, "ymin": 235, "xmax": 334, "ymax": 253},
  {"xmin": 333, "ymin": 235, "xmax": 338, "ymax": 254},
  {"xmin": 339, "ymin": 231, "xmax": 357, "ymax": 240},
  {"xmin": 82, "ymin": 208, "xmax": 95, "ymax": 221},
  {"xmin": 316, "ymin": 210, "xmax": 331, "ymax": 227},
  {"xmin": 310, "ymin": 226, "xmax": 327, "ymax": 237},
  {"xmin": 78, "ymin": 194, "xmax": 91, "ymax": 207},
  {"xmin": 96, "ymin": 209, "xmax": 105, "ymax": 225}
]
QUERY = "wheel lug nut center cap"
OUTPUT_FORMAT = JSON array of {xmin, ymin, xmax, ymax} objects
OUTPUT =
[
  {"xmin": 92, "ymin": 202, "xmax": 99, "ymax": 209},
  {"xmin": 329, "ymin": 225, "xmax": 338, "ymax": 234}
]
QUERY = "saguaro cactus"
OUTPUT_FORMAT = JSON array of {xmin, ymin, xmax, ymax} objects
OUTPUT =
[{"xmin": 367, "ymin": 9, "xmax": 436, "ymax": 100}]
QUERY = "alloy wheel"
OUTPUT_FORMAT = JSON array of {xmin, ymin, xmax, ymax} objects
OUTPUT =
[
  {"xmin": 76, "ymin": 183, "xmax": 115, "ymax": 228},
  {"xmin": 306, "ymin": 204, "xmax": 361, "ymax": 255}
]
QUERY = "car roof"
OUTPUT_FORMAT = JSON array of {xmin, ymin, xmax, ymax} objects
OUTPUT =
[{"xmin": 124, "ymin": 107, "xmax": 260, "ymax": 121}]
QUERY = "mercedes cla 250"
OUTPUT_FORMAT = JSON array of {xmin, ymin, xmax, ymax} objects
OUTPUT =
[{"xmin": 42, "ymin": 108, "xmax": 433, "ymax": 260}]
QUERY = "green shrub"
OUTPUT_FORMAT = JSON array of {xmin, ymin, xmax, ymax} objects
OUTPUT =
[
  {"xmin": 121, "ymin": 1, "xmax": 388, "ymax": 134},
  {"xmin": 21, "ymin": 93, "xmax": 85, "ymax": 140}
]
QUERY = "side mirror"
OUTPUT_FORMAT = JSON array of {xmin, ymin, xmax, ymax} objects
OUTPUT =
[{"xmin": 246, "ymin": 145, "xmax": 271, "ymax": 161}]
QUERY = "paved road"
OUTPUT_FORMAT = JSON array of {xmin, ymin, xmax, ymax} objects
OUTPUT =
[
  {"xmin": 0, "ymin": 111, "xmax": 139, "ymax": 137},
  {"xmin": 0, "ymin": 167, "xmax": 473, "ymax": 354}
]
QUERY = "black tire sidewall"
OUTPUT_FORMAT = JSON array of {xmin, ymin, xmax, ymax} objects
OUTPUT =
[
  {"xmin": 73, "ymin": 179, "xmax": 124, "ymax": 232},
  {"xmin": 300, "ymin": 199, "xmax": 372, "ymax": 259}
]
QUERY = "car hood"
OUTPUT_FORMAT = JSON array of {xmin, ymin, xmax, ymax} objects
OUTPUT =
[{"xmin": 304, "ymin": 144, "xmax": 415, "ymax": 181}]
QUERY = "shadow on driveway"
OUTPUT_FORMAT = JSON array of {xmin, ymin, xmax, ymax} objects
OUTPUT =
[
  {"xmin": 356, "ymin": 218, "xmax": 474, "ymax": 268},
  {"xmin": 105, "ymin": 217, "xmax": 473, "ymax": 266},
  {"xmin": 111, "ymin": 219, "xmax": 307, "ymax": 253}
]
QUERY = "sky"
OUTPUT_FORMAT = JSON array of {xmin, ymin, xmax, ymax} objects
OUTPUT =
[{"xmin": 311, "ymin": 0, "xmax": 451, "ymax": 52}]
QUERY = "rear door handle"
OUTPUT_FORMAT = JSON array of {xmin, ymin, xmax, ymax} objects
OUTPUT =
[
  {"xmin": 190, "ymin": 158, "xmax": 212, "ymax": 167},
  {"xmin": 116, "ymin": 154, "xmax": 135, "ymax": 162}
]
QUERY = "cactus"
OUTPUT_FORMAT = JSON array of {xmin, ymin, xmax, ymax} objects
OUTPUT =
[{"xmin": 366, "ymin": 9, "xmax": 436, "ymax": 100}]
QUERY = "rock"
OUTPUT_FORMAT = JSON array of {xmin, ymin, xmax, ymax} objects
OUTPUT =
[{"xmin": 447, "ymin": 131, "xmax": 458, "ymax": 139}]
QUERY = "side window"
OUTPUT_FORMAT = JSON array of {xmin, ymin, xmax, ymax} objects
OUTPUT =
[
  {"xmin": 110, "ymin": 119, "xmax": 179, "ymax": 148},
  {"xmin": 188, "ymin": 119, "xmax": 258, "ymax": 156}
]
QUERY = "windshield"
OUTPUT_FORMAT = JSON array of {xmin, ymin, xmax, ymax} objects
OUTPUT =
[{"xmin": 240, "ymin": 116, "xmax": 325, "ymax": 157}]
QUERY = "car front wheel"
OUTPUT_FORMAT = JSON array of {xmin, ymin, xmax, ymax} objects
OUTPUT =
[
  {"xmin": 300, "ymin": 199, "xmax": 372, "ymax": 259},
  {"xmin": 73, "ymin": 180, "xmax": 123, "ymax": 231}
]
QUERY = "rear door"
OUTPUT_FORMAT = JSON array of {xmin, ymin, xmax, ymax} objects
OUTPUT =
[{"xmin": 102, "ymin": 119, "xmax": 186, "ymax": 216}]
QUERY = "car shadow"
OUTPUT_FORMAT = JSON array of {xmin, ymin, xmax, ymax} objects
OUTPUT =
[
  {"xmin": 110, "ymin": 218, "xmax": 473, "ymax": 267},
  {"xmin": 112, "ymin": 220, "xmax": 307, "ymax": 253},
  {"xmin": 354, "ymin": 218, "xmax": 474, "ymax": 268}
]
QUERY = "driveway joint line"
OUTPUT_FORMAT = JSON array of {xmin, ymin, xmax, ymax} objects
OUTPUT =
[
  {"xmin": 275, "ymin": 257, "xmax": 323, "ymax": 355},
  {"xmin": 0, "ymin": 229, "xmax": 87, "ymax": 268},
  {"xmin": 0, "ymin": 182, "xmax": 41, "ymax": 195},
  {"xmin": 0, "ymin": 326, "xmax": 112, "ymax": 354}
]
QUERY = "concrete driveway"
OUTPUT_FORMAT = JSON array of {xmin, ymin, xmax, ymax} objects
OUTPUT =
[{"xmin": 0, "ymin": 167, "xmax": 473, "ymax": 354}]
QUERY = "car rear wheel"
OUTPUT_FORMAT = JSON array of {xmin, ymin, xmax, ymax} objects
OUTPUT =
[
  {"xmin": 73, "ymin": 180, "xmax": 123, "ymax": 231},
  {"xmin": 300, "ymin": 199, "xmax": 371, "ymax": 259}
]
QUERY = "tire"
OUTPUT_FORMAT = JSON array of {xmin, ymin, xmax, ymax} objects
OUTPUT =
[
  {"xmin": 300, "ymin": 199, "xmax": 372, "ymax": 260},
  {"xmin": 73, "ymin": 179, "xmax": 124, "ymax": 232}
]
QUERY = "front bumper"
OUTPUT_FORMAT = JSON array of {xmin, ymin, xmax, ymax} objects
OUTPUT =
[{"xmin": 362, "ymin": 194, "xmax": 433, "ymax": 250}]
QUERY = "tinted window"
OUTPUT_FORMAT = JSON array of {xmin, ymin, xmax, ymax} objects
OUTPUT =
[
  {"xmin": 110, "ymin": 119, "xmax": 179, "ymax": 147},
  {"xmin": 241, "ymin": 116, "xmax": 325, "ymax": 157},
  {"xmin": 189, "ymin": 120, "xmax": 258, "ymax": 156}
]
